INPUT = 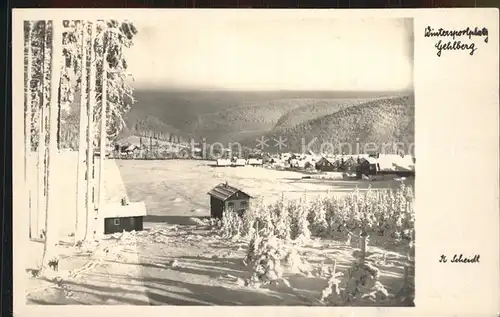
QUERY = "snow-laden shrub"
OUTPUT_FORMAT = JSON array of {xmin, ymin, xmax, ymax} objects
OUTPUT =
[
  {"xmin": 343, "ymin": 237, "xmax": 391, "ymax": 305},
  {"xmin": 324, "ymin": 196, "xmax": 349, "ymax": 234},
  {"xmin": 288, "ymin": 200, "xmax": 301, "ymax": 240},
  {"xmin": 295, "ymin": 200, "xmax": 311, "ymax": 244},
  {"xmin": 209, "ymin": 218, "xmax": 222, "ymax": 230},
  {"xmin": 244, "ymin": 232, "xmax": 286, "ymax": 287},
  {"xmin": 282, "ymin": 246, "xmax": 310, "ymax": 275},
  {"xmin": 244, "ymin": 230, "xmax": 263, "ymax": 267},
  {"xmin": 260, "ymin": 204, "xmax": 275, "ymax": 237},
  {"xmin": 320, "ymin": 260, "xmax": 346, "ymax": 305},
  {"xmin": 217, "ymin": 183, "xmax": 415, "ymax": 251},
  {"xmin": 241, "ymin": 202, "xmax": 258, "ymax": 238},
  {"xmin": 220, "ymin": 208, "xmax": 242, "ymax": 239},
  {"xmin": 273, "ymin": 196, "xmax": 291, "ymax": 241},
  {"xmin": 320, "ymin": 183, "xmax": 415, "ymax": 242},
  {"xmin": 249, "ymin": 199, "xmax": 275, "ymax": 238},
  {"xmin": 360, "ymin": 188, "xmax": 377, "ymax": 234},
  {"xmin": 307, "ymin": 196, "xmax": 328, "ymax": 237}
]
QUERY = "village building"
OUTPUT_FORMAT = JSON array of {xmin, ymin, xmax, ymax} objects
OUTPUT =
[
  {"xmin": 315, "ymin": 157, "xmax": 338, "ymax": 172},
  {"xmin": 232, "ymin": 158, "xmax": 247, "ymax": 167},
  {"xmin": 124, "ymin": 144, "xmax": 140, "ymax": 154},
  {"xmin": 378, "ymin": 154, "xmax": 415, "ymax": 172},
  {"xmin": 357, "ymin": 157, "xmax": 380, "ymax": 178},
  {"xmin": 96, "ymin": 201, "xmax": 147, "ymax": 236},
  {"xmin": 375, "ymin": 154, "xmax": 415, "ymax": 177},
  {"xmin": 207, "ymin": 182, "xmax": 252, "ymax": 219},
  {"xmin": 216, "ymin": 158, "xmax": 232, "ymax": 166},
  {"xmin": 247, "ymin": 158, "xmax": 263, "ymax": 166},
  {"xmin": 341, "ymin": 156, "xmax": 358, "ymax": 172}
]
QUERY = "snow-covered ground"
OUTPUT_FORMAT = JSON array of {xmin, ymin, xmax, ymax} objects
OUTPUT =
[
  {"xmin": 27, "ymin": 221, "xmax": 413, "ymax": 305},
  {"xmin": 25, "ymin": 159, "xmax": 414, "ymax": 306}
]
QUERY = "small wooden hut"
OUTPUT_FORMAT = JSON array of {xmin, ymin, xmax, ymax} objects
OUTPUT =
[{"xmin": 207, "ymin": 182, "xmax": 252, "ymax": 219}]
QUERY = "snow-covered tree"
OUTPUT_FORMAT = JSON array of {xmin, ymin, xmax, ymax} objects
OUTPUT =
[
  {"xmin": 42, "ymin": 19, "xmax": 64, "ymax": 267},
  {"xmin": 273, "ymin": 195, "xmax": 291, "ymax": 240},
  {"xmin": 84, "ymin": 21, "xmax": 98, "ymax": 240},
  {"xmin": 220, "ymin": 207, "xmax": 242, "ymax": 239},
  {"xmin": 75, "ymin": 21, "xmax": 89, "ymax": 242},
  {"xmin": 245, "ymin": 233, "xmax": 285, "ymax": 287},
  {"xmin": 24, "ymin": 21, "xmax": 35, "ymax": 238},
  {"xmin": 295, "ymin": 197, "xmax": 311, "ymax": 244},
  {"xmin": 93, "ymin": 20, "xmax": 138, "ymax": 142},
  {"xmin": 307, "ymin": 196, "xmax": 328, "ymax": 237},
  {"xmin": 320, "ymin": 260, "xmax": 346, "ymax": 305},
  {"xmin": 241, "ymin": 202, "xmax": 258, "ymax": 238},
  {"xmin": 33, "ymin": 21, "xmax": 52, "ymax": 240},
  {"xmin": 344, "ymin": 236, "xmax": 390, "ymax": 305}
]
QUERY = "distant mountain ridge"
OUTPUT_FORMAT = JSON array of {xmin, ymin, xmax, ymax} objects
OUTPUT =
[
  {"xmin": 253, "ymin": 95, "xmax": 415, "ymax": 154},
  {"xmin": 119, "ymin": 89, "xmax": 414, "ymax": 154}
]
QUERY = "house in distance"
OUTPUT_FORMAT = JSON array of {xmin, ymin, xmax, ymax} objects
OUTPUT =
[
  {"xmin": 315, "ymin": 157, "xmax": 338, "ymax": 172},
  {"xmin": 207, "ymin": 182, "xmax": 252, "ymax": 219},
  {"xmin": 95, "ymin": 201, "xmax": 147, "ymax": 237}
]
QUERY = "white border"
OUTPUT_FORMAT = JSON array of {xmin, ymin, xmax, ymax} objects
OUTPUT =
[{"xmin": 12, "ymin": 8, "xmax": 500, "ymax": 317}]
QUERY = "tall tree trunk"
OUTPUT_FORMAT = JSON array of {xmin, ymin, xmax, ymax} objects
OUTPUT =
[
  {"xmin": 37, "ymin": 21, "xmax": 49, "ymax": 240},
  {"xmin": 42, "ymin": 19, "xmax": 63, "ymax": 266},
  {"xmin": 25, "ymin": 21, "xmax": 33, "ymax": 239},
  {"xmin": 98, "ymin": 27, "xmax": 108, "ymax": 218},
  {"xmin": 75, "ymin": 21, "xmax": 88, "ymax": 242},
  {"xmin": 85, "ymin": 21, "xmax": 97, "ymax": 240}
]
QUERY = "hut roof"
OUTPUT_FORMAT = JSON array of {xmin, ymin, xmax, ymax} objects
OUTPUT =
[
  {"xmin": 207, "ymin": 182, "xmax": 252, "ymax": 201},
  {"xmin": 360, "ymin": 157, "xmax": 378, "ymax": 165},
  {"xmin": 343, "ymin": 156, "xmax": 357, "ymax": 164},
  {"xmin": 126, "ymin": 144, "xmax": 139, "ymax": 151},
  {"xmin": 317, "ymin": 156, "xmax": 336, "ymax": 164}
]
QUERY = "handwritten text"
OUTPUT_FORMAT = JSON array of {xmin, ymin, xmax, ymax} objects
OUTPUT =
[{"xmin": 424, "ymin": 26, "xmax": 489, "ymax": 57}]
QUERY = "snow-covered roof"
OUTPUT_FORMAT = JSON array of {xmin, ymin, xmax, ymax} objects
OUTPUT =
[
  {"xmin": 247, "ymin": 158, "xmax": 263, "ymax": 164},
  {"xmin": 361, "ymin": 157, "xmax": 378, "ymax": 165},
  {"xmin": 99, "ymin": 201, "xmax": 147, "ymax": 218},
  {"xmin": 378, "ymin": 154, "xmax": 415, "ymax": 171},
  {"xmin": 317, "ymin": 156, "xmax": 337, "ymax": 164},
  {"xmin": 216, "ymin": 159, "xmax": 231, "ymax": 166},
  {"xmin": 233, "ymin": 159, "xmax": 246, "ymax": 166},
  {"xmin": 126, "ymin": 144, "xmax": 139, "ymax": 151},
  {"xmin": 207, "ymin": 183, "xmax": 252, "ymax": 201}
]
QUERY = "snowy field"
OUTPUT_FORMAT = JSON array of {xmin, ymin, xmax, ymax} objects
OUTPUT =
[
  {"xmin": 26, "ymin": 159, "xmax": 414, "ymax": 306},
  {"xmin": 115, "ymin": 159, "xmax": 414, "ymax": 218}
]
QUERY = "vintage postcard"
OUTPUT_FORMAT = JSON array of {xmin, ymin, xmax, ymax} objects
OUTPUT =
[{"xmin": 12, "ymin": 8, "xmax": 499, "ymax": 317}]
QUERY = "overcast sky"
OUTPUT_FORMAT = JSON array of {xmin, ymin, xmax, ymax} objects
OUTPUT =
[{"xmin": 126, "ymin": 17, "xmax": 414, "ymax": 91}]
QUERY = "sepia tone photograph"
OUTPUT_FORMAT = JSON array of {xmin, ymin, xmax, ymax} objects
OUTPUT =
[{"xmin": 20, "ymin": 15, "xmax": 416, "ymax": 306}]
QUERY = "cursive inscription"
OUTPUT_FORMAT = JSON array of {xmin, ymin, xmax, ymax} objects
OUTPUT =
[
  {"xmin": 439, "ymin": 254, "xmax": 480, "ymax": 263},
  {"xmin": 424, "ymin": 26, "xmax": 489, "ymax": 57}
]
